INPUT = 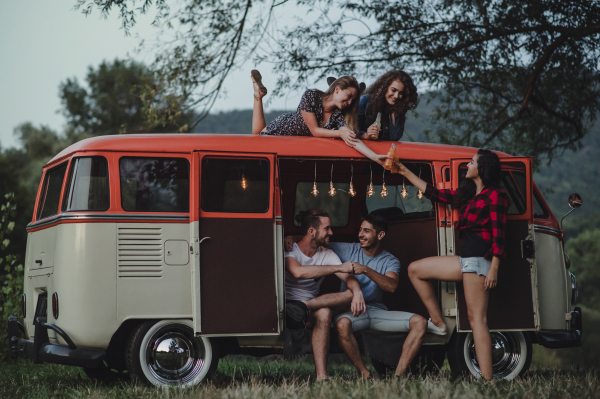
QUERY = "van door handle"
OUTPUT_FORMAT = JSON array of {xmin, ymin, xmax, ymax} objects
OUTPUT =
[
  {"xmin": 35, "ymin": 260, "xmax": 43, "ymax": 265},
  {"xmin": 199, "ymin": 237, "xmax": 211, "ymax": 244}
]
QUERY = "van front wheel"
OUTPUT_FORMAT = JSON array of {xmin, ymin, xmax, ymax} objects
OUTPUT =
[
  {"xmin": 126, "ymin": 319, "xmax": 218, "ymax": 387},
  {"xmin": 447, "ymin": 331, "xmax": 531, "ymax": 379}
]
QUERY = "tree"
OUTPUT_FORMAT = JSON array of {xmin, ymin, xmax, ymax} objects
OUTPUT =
[
  {"xmin": 60, "ymin": 59, "xmax": 192, "ymax": 135},
  {"xmin": 565, "ymin": 228, "xmax": 600, "ymax": 310},
  {"xmin": 76, "ymin": 0, "xmax": 600, "ymax": 161}
]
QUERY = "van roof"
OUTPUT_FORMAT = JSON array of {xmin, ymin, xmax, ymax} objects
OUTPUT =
[{"xmin": 48, "ymin": 134, "xmax": 512, "ymax": 166}]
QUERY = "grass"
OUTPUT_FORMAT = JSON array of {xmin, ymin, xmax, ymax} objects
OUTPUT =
[{"xmin": 1, "ymin": 358, "xmax": 599, "ymax": 399}]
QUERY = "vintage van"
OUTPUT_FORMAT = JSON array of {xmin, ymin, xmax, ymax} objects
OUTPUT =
[{"xmin": 8, "ymin": 134, "xmax": 582, "ymax": 385}]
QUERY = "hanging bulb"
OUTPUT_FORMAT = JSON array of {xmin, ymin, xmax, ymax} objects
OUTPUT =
[
  {"xmin": 241, "ymin": 174, "xmax": 247, "ymax": 190},
  {"xmin": 328, "ymin": 182, "xmax": 337, "ymax": 196},
  {"xmin": 417, "ymin": 189, "xmax": 424, "ymax": 200},
  {"xmin": 380, "ymin": 182, "xmax": 389, "ymax": 198},
  {"xmin": 367, "ymin": 182, "xmax": 375, "ymax": 197},
  {"xmin": 348, "ymin": 181, "xmax": 356, "ymax": 197},
  {"xmin": 311, "ymin": 182, "xmax": 319, "ymax": 197},
  {"xmin": 401, "ymin": 181, "xmax": 409, "ymax": 198}
]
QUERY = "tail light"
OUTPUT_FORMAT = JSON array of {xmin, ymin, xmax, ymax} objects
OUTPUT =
[
  {"xmin": 21, "ymin": 294, "xmax": 26, "ymax": 318},
  {"xmin": 52, "ymin": 292, "xmax": 59, "ymax": 320}
]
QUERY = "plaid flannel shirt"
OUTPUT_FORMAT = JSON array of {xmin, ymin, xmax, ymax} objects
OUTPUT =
[{"xmin": 424, "ymin": 184, "xmax": 510, "ymax": 260}]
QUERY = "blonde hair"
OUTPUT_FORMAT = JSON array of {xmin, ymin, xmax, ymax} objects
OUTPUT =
[{"xmin": 319, "ymin": 76, "xmax": 360, "ymax": 133}]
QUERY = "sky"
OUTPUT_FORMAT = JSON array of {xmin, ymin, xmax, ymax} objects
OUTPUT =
[{"xmin": 0, "ymin": 1, "xmax": 301, "ymax": 149}]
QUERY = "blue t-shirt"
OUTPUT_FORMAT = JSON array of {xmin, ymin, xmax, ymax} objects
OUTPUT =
[{"xmin": 330, "ymin": 242, "xmax": 401, "ymax": 310}]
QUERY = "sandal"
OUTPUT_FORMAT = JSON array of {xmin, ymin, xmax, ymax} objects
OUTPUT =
[{"xmin": 251, "ymin": 69, "xmax": 268, "ymax": 96}]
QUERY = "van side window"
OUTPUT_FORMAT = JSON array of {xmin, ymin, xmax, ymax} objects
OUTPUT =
[
  {"xmin": 37, "ymin": 163, "xmax": 68, "ymax": 220},
  {"xmin": 201, "ymin": 157, "xmax": 270, "ymax": 213},
  {"xmin": 366, "ymin": 185, "xmax": 433, "ymax": 220},
  {"xmin": 62, "ymin": 157, "xmax": 109, "ymax": 212},
  {"xmin": 533, "ymin": 191, "xmax": 550, "ymax": 218},
  {"xmin": 294, "ymin": 182, "xmax": 350, "ymax": 227},
  {"xmin": 120, "ymin": 157, "xmax": 190, "ymax": 212}
]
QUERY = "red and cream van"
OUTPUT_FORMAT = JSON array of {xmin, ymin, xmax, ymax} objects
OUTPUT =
[{"xmin": 8, "ymin": 134, "xmax": 582, "ymax": 385}]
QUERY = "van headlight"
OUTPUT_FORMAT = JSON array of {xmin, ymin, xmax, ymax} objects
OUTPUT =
[{"xmin": 570, "ymin": 272, "xmax": 578, "ymax": 305}]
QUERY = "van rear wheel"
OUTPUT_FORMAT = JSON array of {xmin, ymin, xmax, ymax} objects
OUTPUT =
[
  {"xmin": 447, "ymin": 331, "xmax": 531, "ymax": 379},
  {"xmin": 126, "ymin": 319, "xmax": 218, "ymax": 387}
]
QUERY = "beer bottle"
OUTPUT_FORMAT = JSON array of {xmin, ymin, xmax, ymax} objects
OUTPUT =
[{"xmin": 383, "ymin": 143, "xmax": 397, "ymax": 170}]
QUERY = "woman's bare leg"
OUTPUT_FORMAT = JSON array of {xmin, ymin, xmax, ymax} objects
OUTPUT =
[
  {"xmin": 463, "ymin": 272, "xmax": 493, "ymax": 380},
  {"xmin": 407, "ymin": 256, "xmax": 462, "ymax": 327},
  {"xmin": 251, "ymin": 71, "xmax": 267, "ymax": 135}
]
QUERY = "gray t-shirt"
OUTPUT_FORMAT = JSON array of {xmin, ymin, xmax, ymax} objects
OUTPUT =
[{"xmin": 330, "ymin": 242, "xmax": 400, "ymax": 310}]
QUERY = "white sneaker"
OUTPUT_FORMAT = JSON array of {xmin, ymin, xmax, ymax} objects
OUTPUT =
[{"xmin": 427, "ymin": 319, "xmax": 448, "ymax": 335}]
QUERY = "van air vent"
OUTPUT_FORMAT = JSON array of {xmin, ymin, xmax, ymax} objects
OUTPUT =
[{"xmin": 117, "ymin": 227, "xmax": 163, "ymax": 278}]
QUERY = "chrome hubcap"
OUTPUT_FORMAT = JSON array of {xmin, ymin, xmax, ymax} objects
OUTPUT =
[
  {"xmin": 466, "ymin": 332, "xmax": 524, "ymax": 379},
  {"xmin": 145, "ymin": 325, "xmax": 207, "ymax": 384}
]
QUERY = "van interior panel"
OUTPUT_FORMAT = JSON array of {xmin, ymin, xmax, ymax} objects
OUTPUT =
[
  {"xmin": 199, "ymin": 218, "xmax": 279, "ymax": 334},
  {"xmin": 457, "ymin": 219, "xmax": 536, "ymax": 330}
]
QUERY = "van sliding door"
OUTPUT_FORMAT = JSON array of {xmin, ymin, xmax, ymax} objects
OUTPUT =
[
  {"xmin": 192, "ymin": 152, "xmax": 279, "ymax": 336},
  {"xmin": 451, "ymin": 157, "xmax": 538, "ymax": 331}
]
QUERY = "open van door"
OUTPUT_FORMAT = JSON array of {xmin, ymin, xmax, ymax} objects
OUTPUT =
[
  {"xmin": 191, "ymin": 152, "xmax": 280, "ymax": 336},
  {"xmin": 451, "ymin": 157, "xmax": 539, "ymax": 331}
]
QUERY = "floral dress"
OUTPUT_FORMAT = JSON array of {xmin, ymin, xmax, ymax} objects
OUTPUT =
[{"xmin": 260, "ymin": 89, "xmax": 346, "ymax": 136}]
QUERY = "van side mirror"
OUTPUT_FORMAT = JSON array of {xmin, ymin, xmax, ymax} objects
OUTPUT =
[
  {"xmin": 561, "ymin": 193, "xmax": 583, "ymax": 232},
  {"xmin": 568, "ymin": 193, "xmax": 582, "ymax": 209}
]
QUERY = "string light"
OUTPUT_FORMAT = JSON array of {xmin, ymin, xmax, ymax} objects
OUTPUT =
[
  {"xmin": 241, "ymin": 174, "xmax": 247, "ymax": 190},
  {"xmin": 311, "ymin": 162, "xmax": 319, "ymax": 197},
  {"xmin": 348, "ymin": 164, "xmax": 356, "ymax": 197},
  {"xmin": 328, "ymin": 164, "xmax": 336, "ymax": 196},
  {"xmin": 416, "ymin": 167, "xmax": 423, "ymax": 199},
  {"xmin": 400, "ymin": 177, "xmax": 408, "ymax": 198},
  {"xmin": 380, "ymin": 169, "xmax": 388, "ymax": 198},
  {"xmin": 367, "ymin": 163, "xmax": 375, "ymax": 197}
]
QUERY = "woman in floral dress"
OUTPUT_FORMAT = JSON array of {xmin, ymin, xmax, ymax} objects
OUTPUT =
[{"xmin": 250, "ymin": 70, "xmax": 386, "ymax": 163}]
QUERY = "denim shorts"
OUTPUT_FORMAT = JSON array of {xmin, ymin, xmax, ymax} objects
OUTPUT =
[{"xmin": 459, "ymin": 256, "xmax": 492, "ymax": 277}]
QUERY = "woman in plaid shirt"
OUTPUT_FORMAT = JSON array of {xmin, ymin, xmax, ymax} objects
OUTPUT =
[{"xmin": 394, "ymin": 149, "xmax": 509, "ymax": 380}]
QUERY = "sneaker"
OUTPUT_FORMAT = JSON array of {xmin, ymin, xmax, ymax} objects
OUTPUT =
[
  {"xmin": 427, "ymin": 319, "xmax": 448, "ymax": 335},
  {"xmin": 286, "ymin": 301, "xmax": 309, "ymax": 323}
]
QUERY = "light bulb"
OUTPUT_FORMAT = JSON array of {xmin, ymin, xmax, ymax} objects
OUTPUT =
[
  {"xmin": 417, "ymin": 189, "xmax": 424, "ymax": 200},
  {"xmin": 348, "ymin": 182, "xmax": 356, "ymax": 197},
  {"xmin": 401, "ymin": 182, "xmax": 408, "ymax": 198},
  {"xmin": 328, "ymin": 182, "xmax": 336, "ymax": 196},
  {"xmin": 241, "ymin": 174, "xmax": 247, "ymax": 190},
  {"xmin": 367, "ymin": 182, "xmax": 375, "ymax": 197},
  {"xmin": 311, "ymin": 182, "xmax": 319, "ymax": 197},
  {"xmin": 380, "ymin": 182, "xmax": 388, "ymax": 198}
]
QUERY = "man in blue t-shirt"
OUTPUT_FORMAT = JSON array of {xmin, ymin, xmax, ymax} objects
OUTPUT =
[{"xmin": 333, "ymin": 213, "xmax": 432, "ymax": 379}]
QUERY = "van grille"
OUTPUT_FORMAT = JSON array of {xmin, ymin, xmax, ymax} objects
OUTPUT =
[{"xmin": 117, "ymin": 227, "xmax": 163, "ymax": 278}]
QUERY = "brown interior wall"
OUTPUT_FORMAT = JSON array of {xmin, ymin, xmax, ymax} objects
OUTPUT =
[{"xmin": 199, "ymin": 218, "xmax": 278, "ymax": 334}]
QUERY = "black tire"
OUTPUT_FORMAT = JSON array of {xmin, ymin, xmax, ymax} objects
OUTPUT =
[
  {"xmin": 447, "ymin": 331, "xmax": 532, "ymax": 379},
  {"xmin": 126, "ymin": 319, "xmax": 219, "ymax": 387},
  {"xmin": 83, "ymin": 360, "xmax": 129, "ymax": 382}
]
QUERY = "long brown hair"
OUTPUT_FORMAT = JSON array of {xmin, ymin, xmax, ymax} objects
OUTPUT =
[
  {"xmin": 453, "ymin": 149, "xmax": 502, "ymax": 209},
  {"xmin": 319, "ymin": 76, "xmax": 360, "ymax": 133},
  {"xmin": 365, "ymin": 71, "xmax": 418, "ymax": 119}
]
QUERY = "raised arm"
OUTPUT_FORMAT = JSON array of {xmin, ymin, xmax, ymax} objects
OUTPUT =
[
  {"xmin": 285, "ymin": 256, "xmax": 353, "ymax": 280},
  {"xmin": 394, "ymin": 161, "xmax": 456, "ymax": 204}
]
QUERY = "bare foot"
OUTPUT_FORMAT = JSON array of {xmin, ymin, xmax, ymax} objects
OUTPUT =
[{"xmin": 251, "ymin": 70, "xmax": 267, "ymax": 99}]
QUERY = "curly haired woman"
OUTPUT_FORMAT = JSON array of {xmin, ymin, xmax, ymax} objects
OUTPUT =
[
  {"xmin": 250, "ymin": 70, "xmax": 387, "ymax": 164},
  {"xmin": 358, "ymin": 71, "xmax": 418, "ymax": 141}
]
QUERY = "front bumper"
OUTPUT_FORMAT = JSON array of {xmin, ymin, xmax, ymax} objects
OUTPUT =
[
  {"xmin": 537, "ymin": 307, "xmax": 583, "ymax": 349},
  {"xmin": 8, "ymin": 316, "xmax": 105, "ymax": 368}
]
